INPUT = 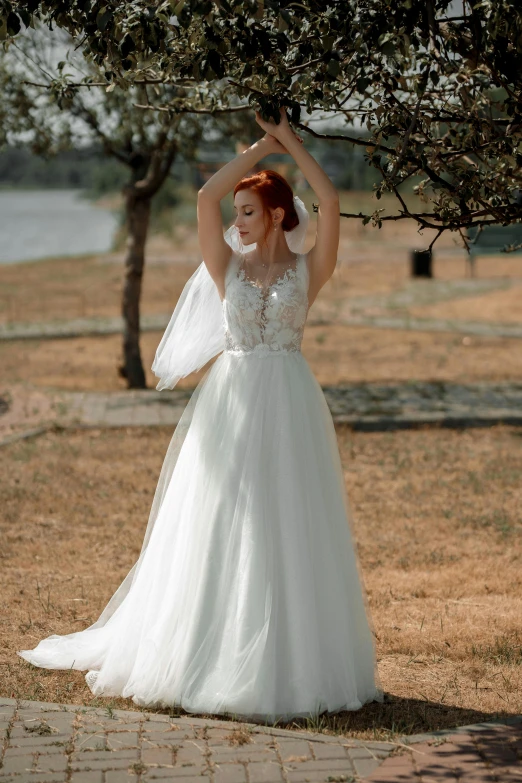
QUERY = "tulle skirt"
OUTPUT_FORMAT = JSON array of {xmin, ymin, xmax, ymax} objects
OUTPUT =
[{"xmin": 18, "ymin": 349, "xmax": 384, "ymax": 723}]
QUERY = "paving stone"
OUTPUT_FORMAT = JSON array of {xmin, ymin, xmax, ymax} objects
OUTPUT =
[
  {"xmin": 141, "ymin": 748, "xmax": 174, "ymax": 765},
  {"xmin": 212, "ymin": 762, "xmax": 248, "ymax": 783},
  {"xmin": 0, "ymin": 775, "xmax": 67, "ymax": 783},
  {"xmin": 351, "ymin": 755, "xmax": 382, "ymax": 778},
  {"xmin": 366, "ymin": 762, "xmax": 420, "ymax": 782},
  {"xmin": 0, "ymin": 754, "xmax": 36, "ymax": 774},
  {"xmin": 245, "ymin": 760, "xmax": 285, "ymax": 782},
  {"xmin": 108, "ymin": 722, "xmax": 143, "ymax": 733},
  {"xmin": 3, "ymin": 743, "xmax": 67, "ymax": 756},
  {"xmin": 214, "ymin": 764, "xmax": 247, "ymax": 783},
  {"xmin": 104, "ymin": 772, "xmax": 138, "ymax": 783},
  {"xmin": 284, "ymin": 759, "xmax": 354, "ymax": 773},
  {"xmin": 205, "ymin": 727, "xmax": 243, "ymax": 744},
  {"xmin": 285, "ymin": 772, "xmax": 353, "ymax": 783},
  {"xmin": 142, "ymin": 730, "xmax": 189, "ymax": 745},
  {"xmin": 31, "ymin": 712, "xmax": 77, "ymax": 727},
  {"xmin": 70, "ymin": 750, "xmax": 139, "ymax": 763},
  {"xmin": 34, "ymin": 754, "xmax": 69, "ymax": 772},
  {"xmin": 477, "ymin": 741, "xmax": 519, "ymax": 765},
  {"xmin": 153, "ymin": 770, "xmax": 210, "ymax": 779},
  {"xmin": 18, "ymin": 701, "xmax": 68, "ymax": 712},
  {"xmin": 106, "ymin": 732, "xmax": 140, "ymax": 750},
  {"xmin": 211, "ymin": 747, "xmax": 274, "ymax": 764},
  {"xmin": 75, "ymin": 734, "xmax": 107, "ymax": 751},
  {"xmin": 310, "ymin": 743, "xmax": 349, "ymax": 760},
  {"xmin": 245, "ymin": 734, "xmax": 278, "ymax": 746},
  {"xmin": 345, "ymin": 747, "xmax": 380, "ymax": 760},
  {"xmin": 70, "ymin": 758, "xmax": 136, "ymax": 772},
  {"xmin": 146, "ymin": 770, "xmax": 199, "ymax": 780},
  {"xmin": 276, "ymin": 739, "xmax": 313, "ymax": 761},
  {"xmin": 8, "ymin": 734, "xmax": 71, "ymax": 747},
  {"xmin": 69, "ymin": 773, "xmax": 104, "ymax": 783}
]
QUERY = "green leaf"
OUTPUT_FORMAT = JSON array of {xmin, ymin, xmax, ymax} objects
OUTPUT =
[
  {"xmin": 327, "ymin": 59, "xmax": 340, "ymax": 77},
  {"xmin": 96, "ymin": 9, "xmax": 112, "ymax": 32},
  {"xmin": 207, "ymin": 49, "xmax": 224, "ymax": 78},
  {"xmin": 120, "ymin": 35, "xmax": 135, "ymax": 58},
  {"xmin": 381, "ymin": 41, "xmax": 396, "ymax": 56},
  {"xmin": 322, "ymin": 35, "xmax": 334, "ymax": 51},
  {"xmin": 278, "ymin": 14, "xmax": 288, "ymax": 32},
  {"xmin": 7, "ymin": 12, "xmax": 21, "ymax": 36}
]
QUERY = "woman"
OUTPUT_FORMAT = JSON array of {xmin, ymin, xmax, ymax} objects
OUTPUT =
[{"xmin": 19, "ymin": 109, "xmax": 384, "ymax": 723}]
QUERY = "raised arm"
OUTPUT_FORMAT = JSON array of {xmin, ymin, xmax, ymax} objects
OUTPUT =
[
  {"xmin": 255, "ymin": 109, "xmax": 340, "ymax": 305},
  {"xmin": 197, "ymin": 134, "xmax": 285, "ymax": 298}
]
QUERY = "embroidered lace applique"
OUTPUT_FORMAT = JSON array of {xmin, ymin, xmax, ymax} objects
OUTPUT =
[{"xmin": 223, "ymin": 253, "xmax": 309, "ymax": 357}]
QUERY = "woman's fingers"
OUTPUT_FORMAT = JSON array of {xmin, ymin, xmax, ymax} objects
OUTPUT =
[{"xmin": 255, "ymin": 108, "xmax": 303, "ymax": 147}]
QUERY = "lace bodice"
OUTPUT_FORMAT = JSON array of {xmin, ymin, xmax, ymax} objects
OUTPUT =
[{"xmin": 223, "ymin": 252, "xmax": 309, "ymax": 357}]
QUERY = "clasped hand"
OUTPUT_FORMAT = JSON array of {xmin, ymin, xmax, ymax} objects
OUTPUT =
[{"xmin": 255, "ymin": 108, "xmax": 303, "ymax": 154}]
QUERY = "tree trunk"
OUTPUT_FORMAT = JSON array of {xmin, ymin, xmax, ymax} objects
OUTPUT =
[{"xmin": 120, "ymin": 188, "xmax": 150, "ymax": 388}]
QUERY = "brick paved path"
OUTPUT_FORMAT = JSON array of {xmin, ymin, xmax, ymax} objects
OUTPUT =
[
  {"xmin": 1, "ymin": 698, "xmax": 521, "ymax": 783},
  {"xmin": 365, "ymin": 720, "xmax": 522, "ymax": 782},
  {"xmin": 0, "ymin": 697, "xmax": 395, "ymax": 783}
]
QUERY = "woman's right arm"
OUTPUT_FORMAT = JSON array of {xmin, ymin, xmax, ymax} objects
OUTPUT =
[{"xmin": 197, "ymin": 136, "xmax": 278, "ymax": 295}]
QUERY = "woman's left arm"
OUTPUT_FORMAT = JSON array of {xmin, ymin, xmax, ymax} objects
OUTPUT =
[{"xmin": 256, "ymin": 109, "xmax": 340, "ymax": 303}]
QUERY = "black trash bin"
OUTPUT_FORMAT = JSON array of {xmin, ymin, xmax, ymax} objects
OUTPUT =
[{"xmin": 411, "ymin": 249, "xmax": 433, "ymax": 278}]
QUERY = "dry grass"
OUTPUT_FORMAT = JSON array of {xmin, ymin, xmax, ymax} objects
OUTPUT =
[
  {"xmin": 1, "ymin": 425, "xmax": 521, "ymax": 740},
  {"xmin": 408, "ymin": 284, "xmax": 522, "ymax": 325}
]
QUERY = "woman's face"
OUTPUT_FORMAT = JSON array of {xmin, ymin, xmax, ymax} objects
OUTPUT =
[{"xmin": 233, "ymin": 189, "xmax": 269, "ymax": 245}]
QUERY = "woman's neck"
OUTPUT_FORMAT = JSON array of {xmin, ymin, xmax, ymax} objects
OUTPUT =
[{"xmin": 249, "ymin": 234, "xmax": 296, "ymax": 267}]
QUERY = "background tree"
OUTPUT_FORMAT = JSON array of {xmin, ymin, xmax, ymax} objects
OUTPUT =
[
  {"xmin": 4, "ymin": 0, "xmax": 521, "ymax": 249},
  {"xmin": 0, "ymin": 25, "xmax": 212, "ymax": 388}
]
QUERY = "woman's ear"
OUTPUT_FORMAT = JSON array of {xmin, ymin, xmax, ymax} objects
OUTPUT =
[{"xmin": 271, "ymin": 207, "xmax": 285, "ymax": 227}]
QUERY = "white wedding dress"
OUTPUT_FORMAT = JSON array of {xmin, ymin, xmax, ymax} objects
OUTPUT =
[{"xmin": 19, "ymin": 250, "xmax": 384, "ymax": 723}]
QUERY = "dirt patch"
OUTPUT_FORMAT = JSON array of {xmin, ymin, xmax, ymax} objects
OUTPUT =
[{"xmin": 1, "ymin": 426, "xmax": 521, "ymax": 739}]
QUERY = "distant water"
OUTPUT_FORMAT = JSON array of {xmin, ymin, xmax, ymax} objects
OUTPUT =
[{"xmin": 0, "ymin": 189, "xmax": 120, "ymax": 264}]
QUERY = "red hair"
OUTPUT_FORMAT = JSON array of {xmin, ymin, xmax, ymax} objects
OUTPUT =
[{"xmin": 234, "ymin": 170, "xmax": 299, "ymax": 246}]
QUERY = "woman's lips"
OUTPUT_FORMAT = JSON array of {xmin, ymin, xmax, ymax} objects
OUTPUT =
[{"xmin": 239, "ymin": 231, "xmax": 248, "ymax": 237}]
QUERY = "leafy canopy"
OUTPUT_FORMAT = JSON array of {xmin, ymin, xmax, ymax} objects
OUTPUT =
[{"xmin": 2, "ymin": 0, "xmax": 522, "ymax": 245}]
